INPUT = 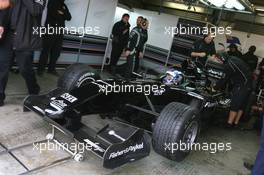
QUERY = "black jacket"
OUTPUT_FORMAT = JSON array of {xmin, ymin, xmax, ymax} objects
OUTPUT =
[
  {"xmin": 10, "ymin": 0, "xmax": 46, "ymax": 51},
  {"xmin": 215, "ymin": 56, "xmax": 252, "ymax": 90},
  {"xmin": 46, "ymin": 0, "xmax": 71, "ymax": 27},
  {"xmin": 127, "ymin": 26, "xmax": 147, "ymax": 55},
  {"xmin": 227, "ymin": 50, "xmax": 242, "ymax": 58},
  {"xmin": 241, "ymin": 52, "xmax": 259, "ymax": 72},
  {"xmin": 191, "ymin": 39, "xmax": 216, "ymax": 65},
  {"xmin": 259, "ymin": 59, "xmax": 264, "ymax": 77},
  {"xmin": 136, "ymin": 29, "xmax": 148, "ymax": 52},
  {"xmin": 112, "ymin": 20, "xmax": 130, "ymax": 47},
  {"xmin": 0, "ymin": 8, "xmax": 12, "ymax": 43}
]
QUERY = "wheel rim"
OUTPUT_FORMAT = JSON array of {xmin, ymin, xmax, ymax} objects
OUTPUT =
[
  {"xmin": 182, "ymin": 119, "xmax": 199, "ymax": 152},
  {"xmin": 77, "ymin": 77, "xmax": 95, "ymax": 88}
]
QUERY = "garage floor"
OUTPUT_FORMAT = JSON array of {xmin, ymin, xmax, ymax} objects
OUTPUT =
[{"xmin": 0, "ymin": 71, "xmax": 260, "ymax": 175}]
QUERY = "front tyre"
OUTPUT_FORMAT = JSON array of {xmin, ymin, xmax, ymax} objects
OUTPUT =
[
  {"xmin": 152, "ymin": 102, "xmax": 200, "ymax": 161},
  {"xmin": 57, "ymin": 63, "xmax": 100, "ymax": 91}
]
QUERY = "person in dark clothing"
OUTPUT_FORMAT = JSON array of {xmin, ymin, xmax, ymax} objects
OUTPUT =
[
  {"xmin": 259, "ymin": 58, "xmax": 264, "ymax": 76},
  {"xmin": 37, "ymin": 0, "xmax": 71, "ymax": 76},
  {"xmin": 190, "ymin": 33, "xmax": 216, "ymax": 67},
  {"xmin": 251, "ymin": 112, "xmax": 264, "ymax": 175},
  {"xmin": 109, "ymin": 13, "xmax": 130, "ymax": 74},
  {"xmin": 244, "ymin": 105, "xmax": 264, "ymax": 175},
  {"xmin": 0, "ymin": 0, "xmax": 44, "ymax": 106},
  {"xmin": 134, "ymin": 16, "xmax": 148, "ymax": 73},
  {"xmin": 125, "ymin": 18, "xmax": 149, "ymax": 78},
  {"xmin": 257, "ymin": 58, "xmax": 264, "ymax": 91},
  {"xmin": 227, "ymin": 43, "xmax": 242, "ymax": 58},
  {"xmin": 242, "ymin": 45, "xmax": 259, "ymax": 72},
  {"xmin": 213, "ymin": 53, "xmax": 253, "ymax": 127},
  {"xmin": 0, "ymin": 8, "xmax": 12, "ymax": 107}
]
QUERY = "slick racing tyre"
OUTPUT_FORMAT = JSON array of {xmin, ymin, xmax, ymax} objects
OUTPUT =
[
  {"xmin": 152, "ymin": 102, "xmax": 200, "ymax": 161},
  {"xmin": 58, "ymin": 63, "xmax": 100, "ymax": 91}
]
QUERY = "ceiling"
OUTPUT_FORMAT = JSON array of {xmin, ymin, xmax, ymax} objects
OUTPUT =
[
  {"xmin": 250, "ymin": 0, "xmax": 264, "ymax": 6},
  {"xmin": 118, "ymin": 0, "xmax": 264, "ymax": 35}
]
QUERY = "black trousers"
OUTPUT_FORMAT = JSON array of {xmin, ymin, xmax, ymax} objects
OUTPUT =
[
  {"xmin": 230, "ymin": 84, "xmax": 252, "ymax": 112},
  {"xmin": 134, "ymin": 51, "xmax": 140, "ymax": 73},
  {"xmin": 257, "ymin": 73, "xmax": 264, "ymax": 91},
  {"xmin": 125, "ymin": 52, "xmax": 136, "ymax": 79},
  {"xmin": 110, "ymin": 43, "xmax": 123, "ymax": 67},
  {"xmin": 38, "ymin": 34, "xmax": 63, "ymax": 72},
  {"xmin": 0, "ymin": 33, "xmax": 40, "ymax": 101}
]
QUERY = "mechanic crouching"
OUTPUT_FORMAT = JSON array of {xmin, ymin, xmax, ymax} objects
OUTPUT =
[
  {"xmin": 125, "ymin": 18, "xmax": 149, "ymax": 78},
  {"xmin": 213, "ymin": 53, "xmax": 253, "ymax": 128}
]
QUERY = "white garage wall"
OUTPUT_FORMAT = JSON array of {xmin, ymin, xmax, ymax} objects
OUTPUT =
[
  {"xmin": 232, "ymin": 31, "xmax": 264, "ymax": 60},
  {"xmin": 42, "ymin": 2, "xmax": 264, "ymax": 65},
  {"xmin": 85, "ymin": 0, "xmax": 118, "ymax": 37},
  {"xmin": 214, "ymin": 30, "xmax": 264, "ymax": 61},
  {"xmin": 134, "ymin": 9, "xmax": 178, "ymax": 50},
  {"xmin": 64, "ymin": 0, "xmax": 89, "ymax": 29},
  {"xmin": 64, "ymin": 0, "xmax": 117, "ymax": 37},
  {"xmin": 114, "ymin": 7, "xmax": 130, "ymax": 23},
  {"xmin": 35, "ymin": 0, "xmax": 118, "ymax": 64}
]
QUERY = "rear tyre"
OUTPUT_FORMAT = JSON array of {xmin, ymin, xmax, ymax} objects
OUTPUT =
[
  {"xmin": 152, "ymin": 102, "xmax": 200, "ymax": 161},
  {"xmin": 58, "ymin": 63, "xmax": 100, "ymax": 91}
]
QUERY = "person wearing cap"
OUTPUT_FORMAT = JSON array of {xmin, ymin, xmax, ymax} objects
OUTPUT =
[
  {"xmin": 213, "ymin": 53, "xmax": 253, "ymax": 128},
  {"xmin": 242, "ymin": 45, "xmax": 259, "ymax": 73},
  {"xmin": 37, "ymin": 0, "xmax": 72, "ymax": 76},
  {"xmin": 190, "ymin": 33, "xmax": 216, "ymax": 67},
  {"xmin": 227, "ymin": 43, "xmax": 242, "ymax": 58},
  {"xmin": 109, "ymin": 13, "xmax": 130, "ymax": 74}
]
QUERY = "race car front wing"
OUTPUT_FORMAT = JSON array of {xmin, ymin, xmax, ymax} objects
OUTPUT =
[{"xmin": 23, "ymin": 88, "xmax": 151, "ymax": 169}]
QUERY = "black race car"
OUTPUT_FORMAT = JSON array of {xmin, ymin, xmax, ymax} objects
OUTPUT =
[{"xmin": 23, "ymin": 62, "xmax": 231, "ymax": 169}]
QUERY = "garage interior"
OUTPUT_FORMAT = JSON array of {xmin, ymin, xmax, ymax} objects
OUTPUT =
[{"xmin": 0, "ymin": 0, "xmax": 264, "ymax": 175}]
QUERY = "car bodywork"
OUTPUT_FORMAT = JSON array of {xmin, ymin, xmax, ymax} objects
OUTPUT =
[{"xmin": 23, "ymin": 61, "xmax": 230, "ymax": 168}]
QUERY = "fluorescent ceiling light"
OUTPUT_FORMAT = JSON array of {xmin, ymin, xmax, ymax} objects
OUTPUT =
[
  {"xmin": 225, "ymin": 0, "xmax": 234, "ymax": 9},
  {"xmin": 207, "ymin": 0, "xmax": 225, "ymax": 7},
  {"xmin": 202, "ymin": 0, "xmax": 247, "ymax": 11},
  {"xmin": 164, "ymin": 2, "xmax": 205, "ymax": 13},
  {"xmin": 255, "ymin": 6, "xmax": 264, "ymax": 12},
  {"xmin": 233, "ymin": 0, "xmax": 245, "ymax": 10}
]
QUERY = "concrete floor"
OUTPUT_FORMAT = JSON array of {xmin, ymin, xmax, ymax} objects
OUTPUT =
[{"xmin": 0, "ymin": 71, "xmax": 261, "ymax": 175}]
